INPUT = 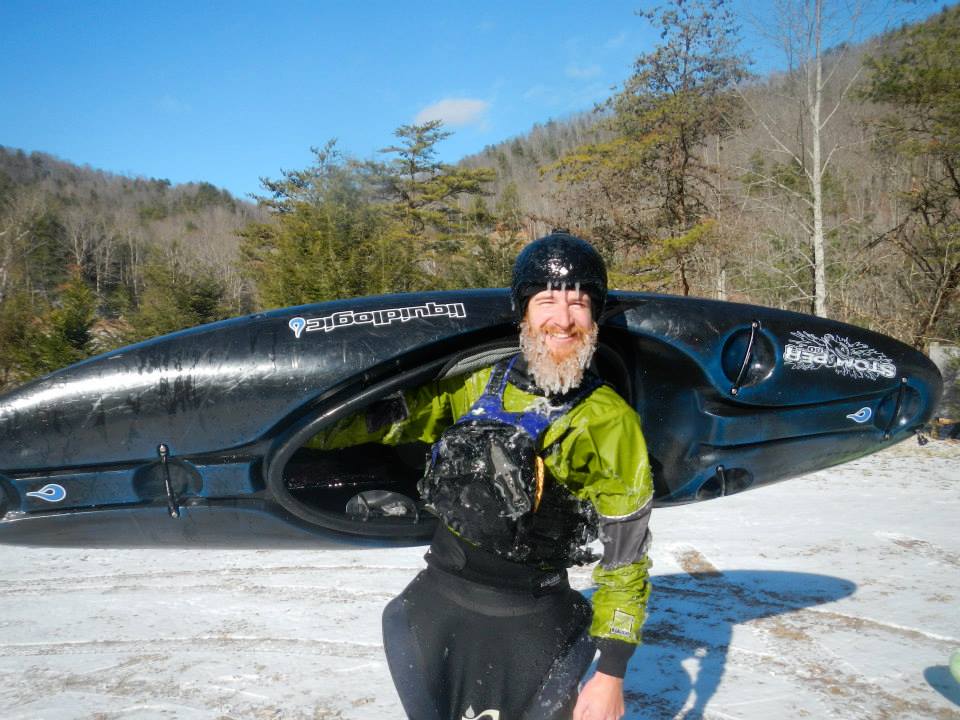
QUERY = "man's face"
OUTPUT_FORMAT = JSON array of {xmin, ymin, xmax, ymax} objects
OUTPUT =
[
  {"xmin": 524, "ymin": 288, "xmax": 594, "ymax": 360},
  {"xmin": 519, "ymin": 288, "xmax": 598, "ymax": 395}
]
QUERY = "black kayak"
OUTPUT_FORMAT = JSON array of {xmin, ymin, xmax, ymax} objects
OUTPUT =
[{"xmin": 0, "ymin": 289, "xmax": 942, "ymax": 539}]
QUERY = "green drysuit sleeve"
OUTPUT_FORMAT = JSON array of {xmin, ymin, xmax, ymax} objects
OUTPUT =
[
  {"xmin": 538, "ymin": 384, "xmax": 654, "ymax": 660},
  {"xmin": 308, "ymin": 368, "xmax": 492, "ymax": 449}
]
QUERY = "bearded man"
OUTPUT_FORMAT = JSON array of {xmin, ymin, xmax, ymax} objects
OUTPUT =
[{"xmin": 322, "ymin": 233, "xmax": 653, "ymax": 720}]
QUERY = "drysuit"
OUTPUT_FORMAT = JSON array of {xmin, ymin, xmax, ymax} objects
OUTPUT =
[{"xmin": 319, "ymin": 355, "xmax": 653, "ymax": 719}]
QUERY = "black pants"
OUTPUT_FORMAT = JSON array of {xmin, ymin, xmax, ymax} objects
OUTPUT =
[{"xmin": 382, "ymin": 566, "xmax": 595, "ymax": 720}]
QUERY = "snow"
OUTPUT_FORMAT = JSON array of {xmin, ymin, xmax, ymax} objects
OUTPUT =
[{"xmin": 1, "ymin": 440, "xmax": 958, "ymax": 719}]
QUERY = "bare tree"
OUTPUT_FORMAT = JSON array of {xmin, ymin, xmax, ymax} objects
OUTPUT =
[
  {"xmin": 860, "ymin": 6, "xmax": 960, "ymax": 347},
  {"xmin": 736, "ymin": 0, "xmax": 871, "ymax": 317},
  {"xmin": 0, "ymin": 187, "xmax": 46, "ymax": 304}
]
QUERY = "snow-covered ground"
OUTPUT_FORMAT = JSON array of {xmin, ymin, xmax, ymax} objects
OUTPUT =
[{"xmin": 1, "ymin": 440, "xmax": 957, "ymax": 720}]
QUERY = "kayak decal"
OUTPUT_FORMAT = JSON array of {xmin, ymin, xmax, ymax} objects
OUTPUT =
[
  {"xmin": 288, "ymin": 301, "xmax": 467, "ymax": 338},
  {"xmin": 846, "ymin": 407, "xmax": 873, "ymax": 424},
  {"xmin": 461, "ymin": 707, "xmax": 500, "ymax": 720},
  {"xmin": 26, "ymin": 483, "xmax": 67, "ymax": 503},
  {"xmin": 460, "ymin": 705, "xmax": 500, "ymax": 720},
  {"xmin": 783, "ymin": 331, "xmax": 897, "ymax": 381}
]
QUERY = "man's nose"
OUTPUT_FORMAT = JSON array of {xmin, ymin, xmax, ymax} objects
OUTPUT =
[{"xmin": 553, "ymin": 302, "xmax": 573, "ymax": 327}]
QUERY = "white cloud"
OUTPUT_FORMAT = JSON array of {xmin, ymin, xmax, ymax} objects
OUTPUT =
[{"xmin": 414, "ymin": 98, "xmax": 489, "ymax": 127}]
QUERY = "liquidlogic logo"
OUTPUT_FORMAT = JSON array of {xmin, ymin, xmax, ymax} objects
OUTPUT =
[
  {"xmin": 25, "ymin": 483, "xmax": 67, "ymax": 502},
  {"xmin": 288, "ymin": 301, "xmax": 467, "ymax": 338},
  {"xmin": 783, "ymin": 331, "xmax": 897, "ymax": 381},
  {"xmin": 846, "ymin": 407, "xmax": 873, "ymax": 424}
]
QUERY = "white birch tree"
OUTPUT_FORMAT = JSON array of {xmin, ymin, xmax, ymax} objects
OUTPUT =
[{"xmin": 737, "ymin": 0, "xmax": 867, "ymax": 317}]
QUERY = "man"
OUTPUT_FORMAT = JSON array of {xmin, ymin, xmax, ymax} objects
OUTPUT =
[{"xmin": 323, "ymin": 233, "xmax": 652, "ymax": 719}]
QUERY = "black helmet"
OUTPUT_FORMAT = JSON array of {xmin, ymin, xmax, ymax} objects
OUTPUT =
[{"xmin": 511, "ymin": 232, "xmax": 607, "ymax": 320}]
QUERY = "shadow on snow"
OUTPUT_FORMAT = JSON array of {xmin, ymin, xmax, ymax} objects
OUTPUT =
[
  {"xmin": 924, "ymin": 665, "xmax": 960, "ymax": 707},
  {"xmin": 585, "ymin": 570, "xmax": 858, "ymax": 719}
]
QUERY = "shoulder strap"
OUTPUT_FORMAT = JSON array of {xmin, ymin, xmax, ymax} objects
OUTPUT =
[{"xmin": 481, "ymin": 355, "xmax": 519, "ymax": 399}]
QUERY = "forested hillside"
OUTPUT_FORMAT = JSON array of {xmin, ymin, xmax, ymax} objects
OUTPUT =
[
  {"xmin": 464, "ymin": 5, "xmax": 958, "ymax": 351},
  {"xmin": 1, "ymin": 1, "xmax": 957, "ymax": 394},
  {"xmin": 0, "ymin": 147, "xmax": 263, "ymax": 388}
]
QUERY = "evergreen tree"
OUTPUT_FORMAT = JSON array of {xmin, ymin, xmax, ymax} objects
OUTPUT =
[
  {"xmin": 495, "ymin": 182, "xmax": 525, "ymax": 239},
  {"xmin": 366, "ymin": 121, "xmax": 495, "ymax": 285},
  {"xmin": 52, "ymin": 267, "xmax": 96, "ymax": 354},
  {"xmin": 126, "ymin": 249, "xmax": 228, "ymax": 341},
  {"xmin": 550, "ymin": 0, "xmax": 748, "ymax": 294},
  {"xmin": 0, "ymin": 290, "xmax": 35, "ymax": 391},
  {"xmin": 372, "ymin": 121, "xmax": 494, "ymax": 237},
  {"xmin": 241, "ymin": 140, "xmax": 420, "ymax": 307},
  {"xmin": 11, "ymin": 269, "xmax": 99, "ymax": 382},
  {"xmin": 861, "ymin": 6, "xmax": 960, "ymax": 345}
]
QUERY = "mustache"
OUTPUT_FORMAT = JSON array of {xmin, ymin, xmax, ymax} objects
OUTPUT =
[
  {"xmin": 540, "ymin": 323, "xmax": 591, "ymax": 341},
  {"xmin": 519, "ymin": 320, "xmax": 598, "ymax": 395}
]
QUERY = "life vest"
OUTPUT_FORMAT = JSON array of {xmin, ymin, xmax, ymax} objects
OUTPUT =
[{"xmin": 418, "ymin": 356, "xmax": 602, "ymax": 566}]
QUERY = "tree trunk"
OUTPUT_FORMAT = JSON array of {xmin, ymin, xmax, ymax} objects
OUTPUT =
[{"xmin": 809, "ymin": 0, "xmax": 828, "ymax": 318}]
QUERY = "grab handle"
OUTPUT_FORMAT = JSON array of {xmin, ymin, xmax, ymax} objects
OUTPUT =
[
  {"xmin": 730, "ymin": 321, "xmax": 760, "ymax": 396},
  {"xmin": 157, "ymin": 443, "xmax": 180, "ymax": 518}
]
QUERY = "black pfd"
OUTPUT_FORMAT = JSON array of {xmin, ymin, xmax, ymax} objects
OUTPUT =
[{"xmin": 418, "ymin": 355, "xmax": 602, "ymax": 567}]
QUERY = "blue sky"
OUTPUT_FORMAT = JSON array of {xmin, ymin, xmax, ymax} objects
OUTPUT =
[{"xmin": 0, "ymin": 1, "xmax": 948, "ymax": 200}]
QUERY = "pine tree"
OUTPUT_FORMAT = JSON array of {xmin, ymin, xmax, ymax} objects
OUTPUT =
[
  {"xmin": 126, "ymin": 249, "xmax": 228, "ymax": 341},
  {"xmin": 241, "ymin": 140, "xmax": 420, "ymax": 307},
  {"xmin": 16, "ymin": 268, "xmax": 99, "ymax": 380},
  {"xmin": 550, "ymin": 0, "xmax": 748, "ymax": 294},
  {"xmin": 367, "ymin": 121, "xmax": 495, "ymax": 285}
]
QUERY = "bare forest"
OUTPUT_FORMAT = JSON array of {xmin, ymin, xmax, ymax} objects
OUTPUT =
[{"xmin": 1, "ymin": 1, "xmax": 957, "ymax": 394}]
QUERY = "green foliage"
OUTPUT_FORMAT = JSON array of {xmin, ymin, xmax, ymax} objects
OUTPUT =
[
  {"xmin": 125, "ymin": 249, "xmax": 228, "ymax": 341},
  {"xmin": 369, "ymin": 121, "xmax": 495, "ymax": 247},
  {"xmin": 0, "ymin": 193, "xmax": 71, "ymax": 304},
  {"xmin": 862, "ymin": 8, "xmax": 960, "ymax": 160},
  {"xmin": 138, "ymin": 182, "xmax": 235, "ymax": 219},
  {"xmin": 180, "ymin": 182, "xmax": 234, "ymax": 212},
  {"xmin": 25, "ymin": 210, "xmax": 71, "ymax": 297},
  {"xmin": 243, "ymin": 124, "xmax": 495, "ymax": 305},
  {"xmin": 0, "ymin": 148, "xmax": 262, "ymax": 391},
  {"xmin": 861, "ymin": 6, "xmax": 960, "ymax": 345},
  {"xmin": 29, "ymin": 270, "xmax": 96, "ymax": 370},
  {"xmin": 448, "ymin": 235, "xmax": 517, "ymax": 289},
  {"xmin": 254, "ymin": 140, "xmax": 353, "ymax": 212},
  {"xmin": 0, "ymin": 271, "xmax": 98, "ymax": 390},
  {"xmin": 54, "ymin": 268, "xmax": 96, "ymax": 352},
  {"xmin": 549, "ymin": 0, "xmax": 748, "ymax": 293},
  {"xmin": 242, "ymin": 139, "xmax": 426, "ymax": 308},
  {"xmin": 634, "ymin": 220, "xmax": 718, "ymax": 292},
  {"xmin": 466, "ymin": 195, "xmax": 493, "ymax": 229},
  {"xmin": 495, "ymin": 182, "xmax": 524, "ymax": 237},
  {"xmin": 741, "ymin": 153, "xmax": 850, "ymax": 219},
  {"xmin": 241, "ymin": 200, "xmax": 392, "ymax": 308},
  {"xmin": 0, "ymin": 291, "xmax": 36, "ymax": 390}
]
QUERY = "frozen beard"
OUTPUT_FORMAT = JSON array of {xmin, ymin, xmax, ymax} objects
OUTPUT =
[{"xmin": 519, "ymin": 318, "xmax": 599, "ymax": 396}]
